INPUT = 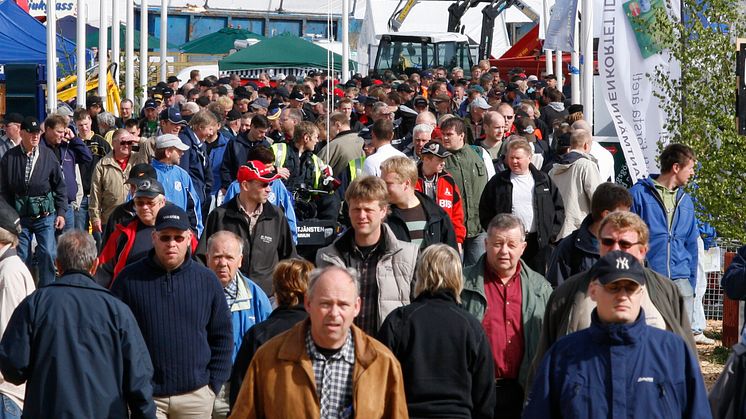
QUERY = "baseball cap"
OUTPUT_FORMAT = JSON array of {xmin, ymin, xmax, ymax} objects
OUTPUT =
[
  {"xmin": 468, "ymin": 85, "xmax": 485, "ymax": 94},
  {"xmin": 274, "ymin": 86, "xmax": 290, "ymax": 99},
  {"xmin": 251, "ymin": 97, "xmax": 270, "ymax": 110},
  {"xmin": 237, "ymin": 160, "xmax": 282, "ymax": 183},
  {"xmin": 396, "ymin": 83, "xmax": 414, "ymax": 93},
  {"xmin": 505, "ymin": 82, "xmax": 521, "ymax": 93},
  {"xmin": 527, "ymin": 75, "xmax": 539, "ymax": 82},
  {"xmin": 343, "ymin": 79, "xmax": 357, "ymax": 89},
  {"xmin": 431, "ymin": 93, "xmax": 451, "ymax": 104},
  {"xmin": 87, "ymin": 95, "xmax": 103, "ymax": 107},
  {"xmin": 568, "ymin": 104, "xmax": 584, "ymax": 114},
  {"xmin": 167, "ymin": 76, "xmax": 181, "ymax": 83},
  {"xmin": 143, "ymin": 99, "xmax": 157, "ymax": 110},
  {"xmin": 155, "ymin": 134, "xmax": 189, "ymax": 150},
  {"xmin": 126, "ymin": 163, "xmax": 158, "ymax": 183},
  {"xmin": 0, "ymin": 199, "xmax": 21, "ymax": 237},
  {"xmin": 592, "ymin": 250, "xmax": 646, "ymax": 286},
  {"xmin": 413, "ymin": 96, "xmax": 428, "ymax": 108},
  {"xmin": 289, "ymin": 90, "xmax": 306, "ymax": 101},
  {"xmin": 421, "ymin": 141, "xmax": 451, "ymax": 158},
  {"xmin": 159, "ymin": 107, "xmax": 186, "ymax": 125},
  {"xmin": 3, "ymin": 113, "xmax": 23, "ymax": 125},
  {"xmin": 226, "ymin": 109, "xmax": 242, "ymax": 122},
  {"xmin": 21, "ymin": 117, "xmax": 41, "ymax": 133},
  {"xmin": 421, "ymin": 70, "xmax": 433, "ymax": 79},
  {"xmin": 353, "ymin": 94, "xmax": 367, "ymax": 104},
  {"xmin": 155, "ymin": 205, "xmax": 191, "ymax": 232},
  {"xmin": 162, "ymin": 87, "xmax": 174, "ymax": 98},
  {"xmin": 267, "ymin": 108, "xmax": 281, "ymax": 120},
  {"xmin": 132, "ymin": 177, "xmax": 165, "ymax": 198},
  {"xmin": 470, "ymin": 97, "xmax": 491, "ymax": 110}
]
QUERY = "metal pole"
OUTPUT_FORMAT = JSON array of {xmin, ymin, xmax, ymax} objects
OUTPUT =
[
  {"xmin": 97, "ymin": 0, "xmax": 108, "ymax": 106},
  {"xmin": 76, "ymin": 0, "xmax": 86, "ymax": 108},
  {"xmin": 160, "ymin": 0, "xmax": 167, "ymax": 83},
  {"xmin": 542, "ymin": 0, "xmax": 552, "ymax": 75},
  {"xmin": 140, "ymin": 0, "xmax": 148, "ymax": 107},
  {"xmin": 581, "ymin": 0, "xmax": 593, "ymax": 125},
  {"xmin": 341, "ymin": 0, "xmax": 349, "ymax": 82},
  {"xmin": 571, "ymin": 9, "xmax": 580, "ymax": 103},
  {"xmin": 112, "ymin": 0, "xmax": 121, "ymax": 85},
  {"xmin": 46, "ymin": 0, "xmax": 57, "ymax": 114},
  {"xmin": 126, "ymin": 0, "xmax": 135, "ymax": 102},
  {"xmin": 555, "ymin": 49, "xmax": 563, "ymax": 90}
]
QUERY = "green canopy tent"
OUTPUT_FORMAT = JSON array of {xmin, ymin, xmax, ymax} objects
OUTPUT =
[
  {"xmin": 219, "ymin": 34, "xmax": 356, "ymax": 72},
  {"xmin": 86, "ymin": 27, "xmax": 176, "ymax": 51},
  {"xmin": 180, "ymin": 27, "xmax": 264, "ymax": 55}
]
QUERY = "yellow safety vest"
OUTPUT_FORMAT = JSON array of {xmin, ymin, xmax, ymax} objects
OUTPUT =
[
  {"xmin": 272, "ymin": 143, "xmax": 323, "ymax": 189},
  {"xmin": 348, "ymin": 156, "xmax": 366, "ymax": 182}
]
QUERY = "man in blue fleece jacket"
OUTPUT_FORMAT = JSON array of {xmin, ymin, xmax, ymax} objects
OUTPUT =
[{"xmin": 112, "ymin": 205, "xmax": 232, "ymax": 418}]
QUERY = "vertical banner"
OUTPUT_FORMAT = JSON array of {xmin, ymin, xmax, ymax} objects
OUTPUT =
[
  {"xmin": 543, "ymin": 0, "xmax": 579, "ymax": 52},
  {"xmin": 600, "ymin": 0, "xmax": 680, "ymax": 180}
]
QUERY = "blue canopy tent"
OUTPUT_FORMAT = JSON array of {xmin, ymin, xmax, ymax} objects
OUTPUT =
[{"xmin": 0, "ymin": 0, "xmax": 90, "ymax": 78}]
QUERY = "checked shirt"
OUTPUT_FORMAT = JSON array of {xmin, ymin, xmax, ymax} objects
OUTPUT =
[{"xmin": 305, "ymin": 328, "xmax": 355, "ymax": 419}]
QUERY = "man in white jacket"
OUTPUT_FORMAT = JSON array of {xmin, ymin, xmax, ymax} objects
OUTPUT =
[
  {"xmin": 0, "ymin": 200, "xmax": 35, "ymax": 416},
  {"xmin": 549, "ymin": 129, "xmax": 602, "ymax": 239}
]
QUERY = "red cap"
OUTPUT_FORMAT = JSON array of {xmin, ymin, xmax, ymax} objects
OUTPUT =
[{"xmin": 237, "ymin": 161, "xmax": 282, "ymax": 183}]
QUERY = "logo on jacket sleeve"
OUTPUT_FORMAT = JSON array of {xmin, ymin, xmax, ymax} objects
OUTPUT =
[
  {"xmin": 444, "ymin": 187, "xmax": 453, "ymax": 197},
  {"xmin": 260, "ymin": 235, "xmax": 273, "ymax": 244},
  {"xmin": 174, "ymin": 181, "xmax": 183, "ymax": 192}
]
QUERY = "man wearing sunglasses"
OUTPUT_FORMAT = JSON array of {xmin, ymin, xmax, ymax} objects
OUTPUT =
[
  {"xmin": 524, "ymin": 250, "xmax": 710, "ymax": 418},
  {"xmin": 112, "ymin": 205, "xmax": 232, "ymax": 419},
  {"xmin": 530, "ymin": 211, "xmax": 696, "ymax": 385}
]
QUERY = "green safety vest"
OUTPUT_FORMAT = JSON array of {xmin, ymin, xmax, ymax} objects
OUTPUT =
[
  {"xmin": 348, "ymin": 156, "xmax": 366, "ymax": 182},
  {"xmin": 272, "ymin": 142, "xmax": 323, "ymax": 189}
]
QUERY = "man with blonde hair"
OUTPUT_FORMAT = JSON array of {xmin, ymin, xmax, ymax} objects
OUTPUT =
[
  {"xmin": 381, "ymin": 156, "xmax": 457, "ymax": 250},
  {"xmin": 531, "ymin": 211, "xmax": 697, "ymax": 383},
  {"xmin": 317, "ymin": 176, "xmax": 418, "ymax": 335}
]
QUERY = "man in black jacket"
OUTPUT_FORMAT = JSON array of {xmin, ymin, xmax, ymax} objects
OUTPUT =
[
  {"xmin": 197, "ymin": 161, "xmax": 298, "ymax": 295},
  {"xmin": 220, "ymin": 115, "xmax": 272, "ymax": 192},
  {"xmin": 381, "ymin": 156, "xmax": 457, "ymax": 251},
  {"xmin": 0, "ymin": 117, "xmax": 68, "ymax": 287},
  {"xmin": 479, "ymin": 138, "xmax": 564, "ymax": 275}
]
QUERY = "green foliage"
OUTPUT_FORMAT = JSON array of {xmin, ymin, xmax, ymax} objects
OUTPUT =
[{"xmin": 651, "ymin": 0, "xmax": 746, "ymax": 240}]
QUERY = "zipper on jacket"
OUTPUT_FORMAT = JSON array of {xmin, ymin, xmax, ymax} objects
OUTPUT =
[{"xmin": 646, "ymin": 182, "xmax": 681, "ymax": 279}]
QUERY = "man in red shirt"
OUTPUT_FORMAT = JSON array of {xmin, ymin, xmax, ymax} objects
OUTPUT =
[{"xmin": 460, "ymin": 213, "xmax": 552, "ymax": 419}]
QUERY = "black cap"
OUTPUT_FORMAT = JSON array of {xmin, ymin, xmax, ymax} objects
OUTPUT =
[
  {"xmin": 3, "ymin": 113, "xmax": 23, "ymax": 125},
  {"xmin": 396, "ymin": 83, "xmax": 414, "ymax": 93},
  {"xmin": 218, "ymin": 77, "xmax": 231, "ymax": 85},
  {"xmin": 143, "ymin": 99, "xmax": 157, "ymax": 110},
  {"xmin": 307, "ymin": 70, "xmax": 318, "ymax": 77},
  {"xmin": 132, "ymin": 177, "xmax": 165, "ymax": 198},
  {"xmin": 155, "ymin": 205, "xmax": 190, "ymax": 231},
  {"xmin": 167, "ymin": 75, "xmax": 181, "ymax": 83},
  {"xmin": 21, "ymin": 117, "xmax": 41, "ymax": 132},
  {"xmin": 87, "ymin": 95, "xmax": 103, "ymax": 107},
  {"xmin": 506, "ymin": 82, "xmax": 521, "ymax": 93},
  {"xmin": 344, "ymin": 79, "xmax": 357, "ymax": 89},
  {"xmin": 0, "ymin": 199, "xmax": 21, "ymax": 237},
  {"xmin": 592, "ymin": 251, "xmax": 646, "ymax": 286},
  {"xmin": 413, "ymin": 96, "xmax": 428, "ymax": 108},
  {"xmin": 127, "ymin": 163, "xmax": 157, "ymax": 181},
  {"xmin": 289, "ymin": 90, "xmax": 306, "ymax": 101},
  {"xmin": 226, "ymin": 109, "xmax": 242, "ymax": 121},
  {"xmin": 568, "ymin": 104, "xmax": 584, "ymax": 114},
  {"xmin": 216, "ymin": 85, "xmax": 229, "ymax": 96},
  {"xmin": 162, "ymin": 87, "xmax": 174, "ymax": 98},
  {"xmin": 421, "ymin": 141, "xmax": 451, "ymax": 158}
]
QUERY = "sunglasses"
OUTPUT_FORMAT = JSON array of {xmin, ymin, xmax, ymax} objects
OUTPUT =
[
  {"xmin": 157, "ymin": 234, "xmax": 189, "ymax": 243},
  {"xmin": 599, "ymin": 237, "xmax": 643, "ymax": 250},
  {"xmin": 603, "ymin": 282, "xmax": 642, "ymax": 295}
]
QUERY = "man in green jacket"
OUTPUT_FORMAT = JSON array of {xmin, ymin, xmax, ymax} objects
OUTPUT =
[{"xmin": 460, "ymin": 213, "xmax": 552, "ymax": 419}]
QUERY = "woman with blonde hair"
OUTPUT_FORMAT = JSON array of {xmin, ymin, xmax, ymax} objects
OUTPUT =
[
  {"xmin": 378, "ymin": 244, "xmax": 496, "ymax": 418},
  {"xmin": 228, "ymin": 258, "xmax": 314, "ymax": 409}
]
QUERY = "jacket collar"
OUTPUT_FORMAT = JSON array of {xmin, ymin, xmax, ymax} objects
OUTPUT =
[
  {"xmin": 223, "ymin": 196, "xmax": 279, "ymax": 222},
  {"xmin": 589, "ymin": 308, "xmax": 647, "ymax": 345},
  {"xmin": 463, "ymin": 256, "xmax": 546, "ymax": 305},
  {"xmin": 333, "ymin": 224, "xmax": 402, "ymax": 257},
  {"xmin": 278, "ymin": 320, "xmax": 379, "ymax": 370},
  {"xmin": 574, "ymin": 214, "xmax": 600, "ymax": 255},
  {"xmin": 388, "ymin": 191, "xmax": 443, "ymax": 223},
  {"xmin": 414, "ymin": 290, "xmax": 458, "ymax": 304},
  {"xmin": 50, "ymin": 271, "xmax": 109, "ymax": 291},
  {"xmin": 639, "ymin": 175, "xmax": 685, "ymax": 200}
]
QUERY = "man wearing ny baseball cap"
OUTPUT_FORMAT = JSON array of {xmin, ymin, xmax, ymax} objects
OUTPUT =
[
  {"xmin": 524, "ymin": 250, "xmax": 710, "ymax": 418},
  {"xmin": 112, "ymin": 204, "xmax": 232, "ymax": 418},
  {"xmin": 197, "ymin": 161, "xmax": 297, "ymax": 295}
]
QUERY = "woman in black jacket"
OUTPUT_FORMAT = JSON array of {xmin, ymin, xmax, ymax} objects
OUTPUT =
[
  {"xmin": 378, "ymin": 244, "xmax": 496, "ymax": 419},
  {"xmin": 228, "ymin": 258, "xmax": 313, "ymax": 410}
]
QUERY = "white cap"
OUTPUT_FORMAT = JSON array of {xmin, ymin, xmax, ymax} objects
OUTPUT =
[{"xmin": 155, "ymin": 134, "xmax": 189, "ymax": 151}]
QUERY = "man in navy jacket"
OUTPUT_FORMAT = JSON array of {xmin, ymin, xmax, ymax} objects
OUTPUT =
[
  {"xmin": 0, "ymin": 230, "xmax": 155, "ymax": 419},
  {"xmin": 112, "ymin": 205, "xmax": 232, "ymax": 418},
  {"xmin": 524, "ymin": 251, "xmax": 710, "ymax": 418}
]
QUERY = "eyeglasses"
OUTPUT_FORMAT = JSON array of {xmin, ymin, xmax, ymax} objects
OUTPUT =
[
  {"xmin": 505, "ymin": 115, "xmax": 515, "ymax": 120},
  {"xmin": 134, "ymin": 199, "xmax": 161, "ymax": 207},
  {"xmin": 603, "ymin": 282, "xmax": 643, "ymax": 295},
  {"xmin": 599, "ymin": 237, "xmax": 643, "ymax": 250},
  {"xmin": 157, "ymin": 234, "xmax": 188, "ymax": 243}
]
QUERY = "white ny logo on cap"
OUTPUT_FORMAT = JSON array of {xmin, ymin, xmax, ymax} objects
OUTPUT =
[{"xmin": 616, "ymin": 257, "xmax": 630, "ymax": 270}]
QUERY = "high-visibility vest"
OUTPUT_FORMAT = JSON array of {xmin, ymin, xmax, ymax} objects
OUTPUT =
[
  {"xmin": 348, "ymin": 156, "xmax": 366, "ymax": 182},
  {"xmin": 272, "ymin": 143, "xmax": 323, "ymax": 189}
]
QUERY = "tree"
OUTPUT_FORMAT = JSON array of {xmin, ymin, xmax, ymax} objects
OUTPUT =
[{"xmin": 651, "ymin": 0, "xmax": 746, "ymax": 240}]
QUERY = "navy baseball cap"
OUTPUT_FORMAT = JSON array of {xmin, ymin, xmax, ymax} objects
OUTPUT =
[
  {"xmin": 592, "ymin": 251, "xmax": 646, "ymax": 286},
  {"xmin": 160, "ymin": 107, "xmax": 186, "ymax": 125},
  {"xmin": 21, "ymin": 117, "xmax": 41, "ymax": 133},
  {"xmin": 155, "ymin": 205, "xmax": 190, "ymax": 231}
]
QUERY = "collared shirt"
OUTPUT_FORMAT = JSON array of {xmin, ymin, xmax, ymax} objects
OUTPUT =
[
  {"xmin": 224, "ymin": 276, "xmax": 239, "ymax": 307},
  {"xmin": 482, "ymin": 263, "xmax": 524, "ymax": 379},
  {"xmin": 652, "ymin": 178, "xmax": 677, "ymax": 228},
  {"xmin": 347, "ymin": 240, "xmax": 381, "ymax": 336},
  {"xmin": 23, "ymin": 145, "xmax": 39, "ymax": 186},
  {"xmin": 237, "ymin": 199, "xmax": 263, "ymax": 235},
  {"xmin": 305, "ymin": 328, "xmax": 355, "ymax": 419}
]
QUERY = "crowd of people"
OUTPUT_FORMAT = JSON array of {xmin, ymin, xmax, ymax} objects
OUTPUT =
[{"xmin": 0, "ymin": 58, "xmax": 720, "ymax": 418}]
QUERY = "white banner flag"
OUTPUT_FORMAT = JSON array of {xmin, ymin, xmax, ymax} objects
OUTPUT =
[
  {"xmin": 543, "ymin": 0, "xmax": 578, "ymax": 52},
  {"xmin": 600, "ymin": 0, "xmax": 680, "ymax": 181}
]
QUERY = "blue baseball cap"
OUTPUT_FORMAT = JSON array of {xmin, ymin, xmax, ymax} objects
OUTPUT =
[{"xmin": 155, "ymin": 205, "xmax": 190, "ymax": 232}]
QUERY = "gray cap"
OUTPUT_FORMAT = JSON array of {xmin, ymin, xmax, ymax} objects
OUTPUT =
[{"xmin": 155, "ymin": 134, "xmax": 189, "ymax": 151}]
